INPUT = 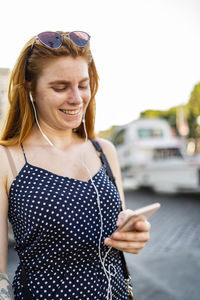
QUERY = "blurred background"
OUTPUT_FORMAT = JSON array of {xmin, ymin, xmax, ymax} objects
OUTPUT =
[{"xmin": 2, "ymin": 0, "xmax": 200, "ymax": 299}]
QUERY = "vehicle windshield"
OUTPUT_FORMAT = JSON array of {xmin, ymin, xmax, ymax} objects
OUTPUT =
[{"xmin": 138, "ymin": 128, "xmax": 163, "ymax": 138}]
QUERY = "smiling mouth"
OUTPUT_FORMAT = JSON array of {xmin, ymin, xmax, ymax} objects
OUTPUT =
[{"xmin": 59, "ymin": 108, "xmax": 81, "ymax": 115}]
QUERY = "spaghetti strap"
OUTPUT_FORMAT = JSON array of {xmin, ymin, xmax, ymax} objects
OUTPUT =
[
  {"xmin": 8, "ymin": 139, "xmax": 131, "ymax": 299},
  {"xmin": 20, "ymin": 143, "xmax": 27, "ymax": 163},
  {"xmin": 89, "ymin": 138, "xmax": 116, "ymax": 188}
]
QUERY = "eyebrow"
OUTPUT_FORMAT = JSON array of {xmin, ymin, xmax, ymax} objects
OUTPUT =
[{"xmin": 49, "ymin": 77, "xmax": 89, "ymax": 85}]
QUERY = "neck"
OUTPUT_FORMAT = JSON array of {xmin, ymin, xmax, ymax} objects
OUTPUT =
[{"xmin": 32, "ymin": 123, "xmax": 80, "ymax": 150}]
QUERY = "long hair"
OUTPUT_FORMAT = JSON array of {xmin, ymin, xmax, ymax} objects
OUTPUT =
[{"xmin": 0, "ymin": 31, "xmax": 99, "ymax": 146}]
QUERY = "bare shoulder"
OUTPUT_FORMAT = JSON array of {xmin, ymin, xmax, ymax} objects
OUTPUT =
[
  {"xmin": 95, "ymin": 137, "xmax": 119, "ymax": 176},
  {"xmin": 0, "ymin": 145, "xmax": 9, "ymax": 173},
  {"xmin": 95, "ymin": 137, "xmax": 117, "ymax": 156}
]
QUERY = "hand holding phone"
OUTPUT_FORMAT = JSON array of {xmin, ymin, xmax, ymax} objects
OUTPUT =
[{"xmin": 114, "ymin": 202, "xmax": 161, "ymax": 233}]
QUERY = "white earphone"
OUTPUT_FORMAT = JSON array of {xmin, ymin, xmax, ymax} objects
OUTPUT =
[
  {"xmin": 29, "ymin": 91, "xmax": 117, "ymax": 299},
  {"xmin": 29, "ymin": 92, "xmax": 54, "ymax": 147}
]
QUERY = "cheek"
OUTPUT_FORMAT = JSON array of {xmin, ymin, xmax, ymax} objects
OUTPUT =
[
  {"xmin": 34, "ymin": 92, "xmax": 54, "ymax": 115},
  {"xmin": 84, "ymin": 89, "xmax": 91, "ymax": 104}
]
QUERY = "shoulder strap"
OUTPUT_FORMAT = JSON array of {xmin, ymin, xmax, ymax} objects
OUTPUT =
[
  {"xmin": 20, "ymin": 143, "xmax": 27, "ymax": 163},
  {"xmin": 4, "ymin": 147, "xmax": 18, "ymax": 178},
  {"xmin": 89, "ymin": 139, "xmax": 116, "ymax": 187}
]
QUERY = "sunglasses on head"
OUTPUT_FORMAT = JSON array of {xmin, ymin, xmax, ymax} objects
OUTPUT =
[{"xmin": 35, "ymin": 31, "xmax": 90, "ymax": 49}]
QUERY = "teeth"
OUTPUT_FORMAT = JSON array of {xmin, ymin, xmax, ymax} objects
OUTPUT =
[{"xmin": 61, "ymin": 109, "xmax": 80, "ymax": 115}]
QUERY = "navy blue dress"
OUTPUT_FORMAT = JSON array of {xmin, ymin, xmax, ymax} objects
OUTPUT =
[{"xmin": 8, "ymin": 142, "xmax": 132, "ymax": 299}]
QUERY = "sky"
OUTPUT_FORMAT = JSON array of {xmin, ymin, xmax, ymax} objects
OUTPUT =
[{"xmin": 1, "ymin": 0, "xmax": 200, "ymax": 132}]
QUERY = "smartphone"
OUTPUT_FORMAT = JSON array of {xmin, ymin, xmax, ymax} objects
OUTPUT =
[{"xmin": 114, "ymin": 202, "xmax": 161, "ymax": 233}]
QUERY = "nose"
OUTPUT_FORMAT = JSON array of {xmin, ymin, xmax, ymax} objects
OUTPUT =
[{"xmin": 67, "ymin": 87, "xmax": 82, "ymax": 105}]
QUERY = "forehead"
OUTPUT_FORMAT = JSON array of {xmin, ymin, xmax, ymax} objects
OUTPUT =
[{"xmin": 38, "ymin": 56, "xmax": 89, "ymax": 82}]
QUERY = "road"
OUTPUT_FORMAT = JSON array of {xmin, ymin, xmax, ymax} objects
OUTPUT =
[
  {"xmin": 7, "ymin": 188, "xmax": 200, "ymax": 300},
  {"xmin": 124, "ymin": 188, "xmax": 200, "ymax": 300}
]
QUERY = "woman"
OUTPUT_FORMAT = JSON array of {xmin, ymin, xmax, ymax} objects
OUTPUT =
[{"xmin": 0, "ymin": 31, "xmax": 150, "ymax": 299}]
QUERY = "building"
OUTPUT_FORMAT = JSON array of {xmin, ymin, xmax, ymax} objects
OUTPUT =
[
  {"xmin": 0, "ymin": 68, "xmax": 10, "ymax": 124},
  {"xmin": 0, "ymin": 68, "xmax": 15, "ymax": 245}
]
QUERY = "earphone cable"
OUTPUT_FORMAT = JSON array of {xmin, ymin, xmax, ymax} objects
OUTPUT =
[{"xmin": 30, "ymin": 97, "xmax": 117, "ymax": 299}]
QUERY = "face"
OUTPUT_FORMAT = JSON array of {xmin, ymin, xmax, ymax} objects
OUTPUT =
[{"xmin": 34, "ymin": 56, "xmax": 91, "ymax": 132}]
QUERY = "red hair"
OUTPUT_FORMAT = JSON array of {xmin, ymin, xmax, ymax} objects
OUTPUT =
[{"xmin": 0, "ymin": 31, "xmax": 99, "ymax": 146}]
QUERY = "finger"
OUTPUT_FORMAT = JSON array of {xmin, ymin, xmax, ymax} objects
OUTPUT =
[
  {"xmin": 107, "ymin": 241, "xmax": 146, "ymax": 252},
  {"xmin": 111, "ymin": 231, "xmax": 150, "ymax": 243},
  {"xmin": 134, "ymin": 220, "xmax": 151, "ymax": 232},
  {"xmin": 104, "ymin": 238, "xmax": 146, "ymax": 250},
  {"xmin": 120, "ymin": 248, "xmax": 141, "ymax": 254}
]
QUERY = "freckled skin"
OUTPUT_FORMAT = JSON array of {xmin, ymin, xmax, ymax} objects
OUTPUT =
[{"xmin": 34, "ymin": 56, "xmax": 91, "ymax": 134}]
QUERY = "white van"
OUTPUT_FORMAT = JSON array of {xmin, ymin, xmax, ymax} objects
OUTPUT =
[{"xmin": 112, "ymin": 118, "xmax": 200, "ymax": 193}]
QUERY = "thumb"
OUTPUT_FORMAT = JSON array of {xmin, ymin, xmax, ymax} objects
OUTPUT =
[{"xmin": 116, "ymin": 209, "xmax": 133, "ymax": 227}]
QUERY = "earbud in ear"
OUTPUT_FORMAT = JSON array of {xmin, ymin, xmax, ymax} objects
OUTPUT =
[
  {"xmin": 82, "ymin": 111, "xmax": 86, "ymax": 123},
  {"xmin": 29, "ymin": 92, "xmax": 34, "ymax": 103}
]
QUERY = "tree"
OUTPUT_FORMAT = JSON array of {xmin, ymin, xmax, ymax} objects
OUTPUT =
[
  {"xmin": 185, "ymin": 83, "xmax": 200, "ymax": 138},
  {"xmin": 140, "ymin": 82, "xmax": 200, "ymax": 138},
  {"xmin": 140, "ymin": 107, "xmax": 178, "ymax": 134}
]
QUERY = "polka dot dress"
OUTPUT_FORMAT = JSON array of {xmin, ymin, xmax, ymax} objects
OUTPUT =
[{"xmin": 8, "ymin": 143, "xmax": 132, "ymax": 299}]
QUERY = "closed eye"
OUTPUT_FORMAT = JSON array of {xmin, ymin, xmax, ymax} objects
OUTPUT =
[
  {"xmin": 51, "ymin": 83, "xmax": 89, "ymax": 92},
  {"xmin": 52, "ymin": 86, "xmax": 67, "ymax": 92},
  {"xmin": 79, "ymin": 85, "xmax": 88, "ymax": 89}
]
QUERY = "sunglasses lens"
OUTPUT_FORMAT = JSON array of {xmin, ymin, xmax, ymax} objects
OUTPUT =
[
  {"xmin": 69, "ymin": 31, "xmax": 89, "ymax": 47},
  {"xmin": 38, "ymin": 32, "xmax": 62, "ymax": 49}
]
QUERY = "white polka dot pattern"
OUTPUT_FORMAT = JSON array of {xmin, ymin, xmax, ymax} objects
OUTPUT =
[{"xmin": 8, "ymin": 160, "xmax": 132, "ymax": 299}]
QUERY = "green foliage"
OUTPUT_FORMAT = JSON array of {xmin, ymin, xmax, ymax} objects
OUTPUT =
[
  {"xmin": 185, "ymin": 83, "xmax": 200, "ymax": 138},
  {"xmin": 186, "ymin": 83, "xmax": 200, "ymax": 116},
  {"xmin": 97, "ymin": 125, "xmax": 116, "ymax": 140},
  {"xmin": 98, "ymin": 82, "xmax": 200, "ymax": 140},
  {"xmin": 140, "ymin": 82, "xmax": 200, "ymax": 138},
  {"xmin": 140, "ymin": 107, "xmax": 178, "ymax": 134}
]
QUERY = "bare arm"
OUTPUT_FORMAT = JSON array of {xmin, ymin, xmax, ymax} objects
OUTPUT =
[
  {"xmin": 0, "ymin": 273, "xmax": 14, "ymax": 300},
  {"xmin": 95, "ymin": 140, "xmax": 151, "ymax": 254},
  {"xmin": 0, "ymin": 146, "xmax": 14, "ymax": 299}
]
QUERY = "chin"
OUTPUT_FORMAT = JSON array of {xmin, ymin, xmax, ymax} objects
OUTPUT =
[{"xmin": 66, "ymin": 120, "xmax": 82, "ymax": 130}]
